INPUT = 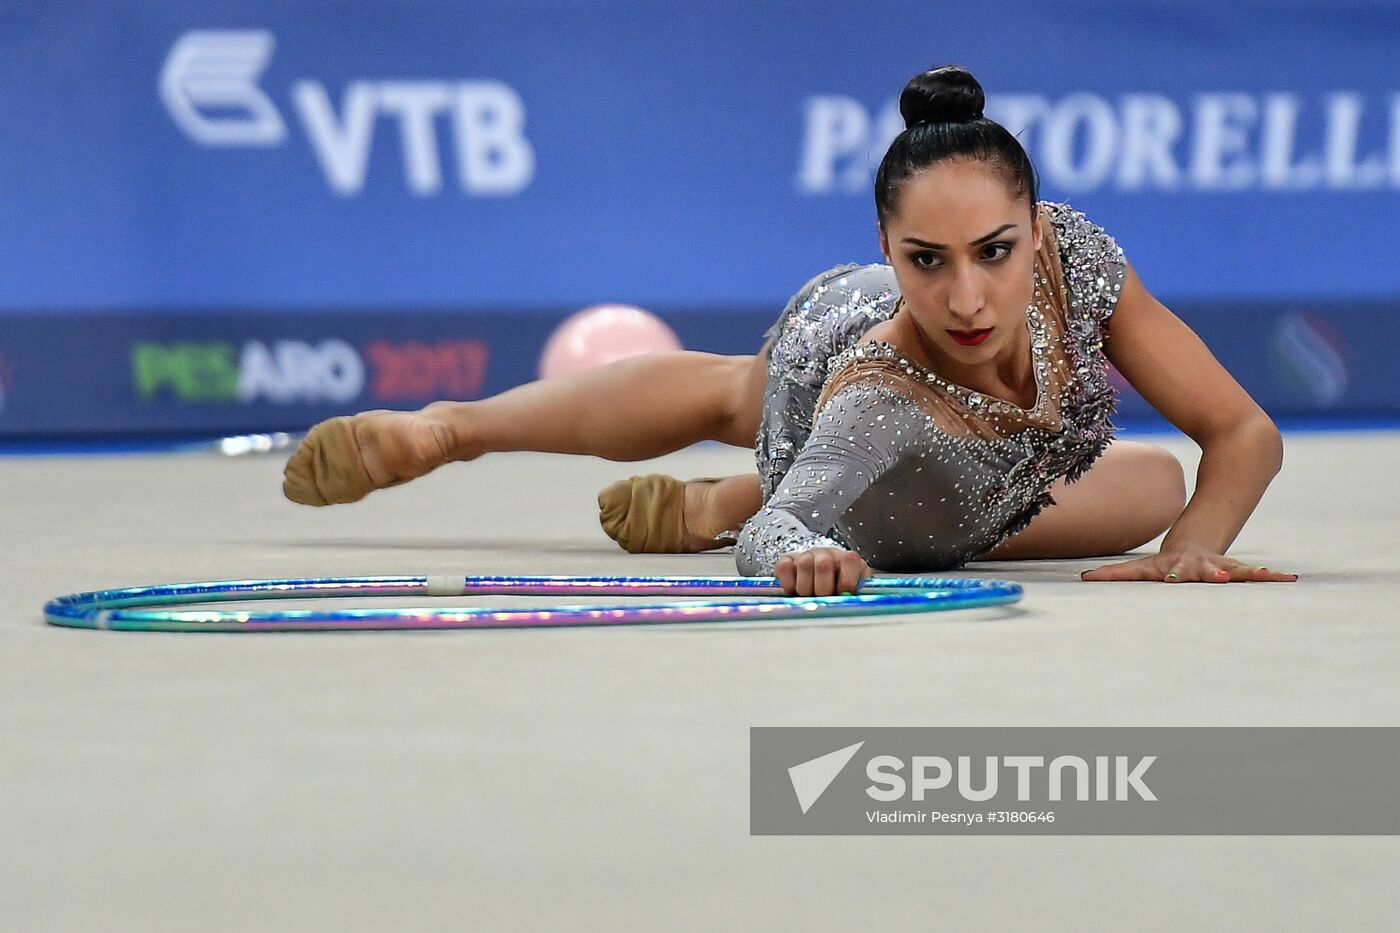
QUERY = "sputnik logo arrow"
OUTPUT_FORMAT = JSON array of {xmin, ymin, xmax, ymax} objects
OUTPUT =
[{"xmin": 788, "ymin": 741, "xmax": 865, "ymax": 814}]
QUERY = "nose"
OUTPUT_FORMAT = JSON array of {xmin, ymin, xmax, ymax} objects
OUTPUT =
[{"xmin": 946, "ymin": 264, "xmax": 985, "ymax": 325}]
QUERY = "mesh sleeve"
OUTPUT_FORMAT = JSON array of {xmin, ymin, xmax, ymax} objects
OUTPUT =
[{"xmin": 736, "ymin": 382, "xmax": 914, "ymax": 576}]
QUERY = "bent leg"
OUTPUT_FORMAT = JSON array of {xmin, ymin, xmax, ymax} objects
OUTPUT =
[
  {"xmin": 602, "ymin": 442, "xmax": 1184, "ymax": 561},
  {"xmin": 975, "ymin": 441, "xmax": 1187, "ymax": 561},
  {"xmin": 598, "ymin": 473, "xmax": 764, "ymax": 553}
]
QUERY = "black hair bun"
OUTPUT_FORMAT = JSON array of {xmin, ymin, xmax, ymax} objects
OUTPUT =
[{"xmin": 899, "ymin": 65, "xmax": 985, "ymax": 129}]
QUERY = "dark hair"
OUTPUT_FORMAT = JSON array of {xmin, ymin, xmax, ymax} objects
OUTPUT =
[{"xmin": 874, "ymin": 65, "xmax": 1039, "ymax": 225}]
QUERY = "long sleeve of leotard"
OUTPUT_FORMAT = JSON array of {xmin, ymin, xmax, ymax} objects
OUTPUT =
[{"xmin": 735, "ymin": 382, "xmax": 915, "ymax": 576}]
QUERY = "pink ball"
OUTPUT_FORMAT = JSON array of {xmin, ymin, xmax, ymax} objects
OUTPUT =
[{"xmin": 537, "ymin": 304, "xmax": 684, "ymax": 379}]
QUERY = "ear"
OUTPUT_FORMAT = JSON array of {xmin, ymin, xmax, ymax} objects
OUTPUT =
[
  {"xmin": 878, "ymin": 225, "xmax": 891, "ymax": 263},
  {"xmin": 1031, "ymin": 211, "xmax": 1043, "ymax": 251}
]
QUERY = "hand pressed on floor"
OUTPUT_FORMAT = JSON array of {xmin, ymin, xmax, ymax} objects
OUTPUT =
[{"xmin": 1080, "ymin": 544, "xmax": 1299, "ymax": 583}]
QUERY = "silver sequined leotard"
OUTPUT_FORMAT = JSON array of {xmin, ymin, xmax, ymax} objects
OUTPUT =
[{"xmin": 736, "ymin": 201, "xmax": 1127, "ymax": 575}]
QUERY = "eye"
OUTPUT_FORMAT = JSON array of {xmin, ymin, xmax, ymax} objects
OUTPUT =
[
  {"xmin": 910, "ymin": 251, "xmax": 942, "ymax": 269},
  {"xmin": 982, "ymin": 242, "xmax": 1013, "ymax": 261}
]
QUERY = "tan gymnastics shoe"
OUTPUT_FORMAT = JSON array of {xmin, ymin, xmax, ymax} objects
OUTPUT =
[
  {"xmin": 282, "ymin": 410, "xmax": 454, "ymax": 506},
  {"xmin": 598, "ymin": 475, "xmax": 732, "ymax": 553}
]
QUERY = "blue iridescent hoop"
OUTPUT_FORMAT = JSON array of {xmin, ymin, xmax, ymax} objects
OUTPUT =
[{"xmin": 43, "ymin": 574, "xmax": 1021, "ymax": 632}]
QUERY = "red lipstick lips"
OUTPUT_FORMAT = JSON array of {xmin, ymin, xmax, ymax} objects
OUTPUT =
[{"xmin": 947, "ymin": 328, "xmax": 993, "ymax": 347}]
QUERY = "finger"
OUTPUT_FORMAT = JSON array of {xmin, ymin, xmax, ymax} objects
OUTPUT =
[
  {"xmin": 1163, "ymin": 555, "xmax": 1194, "ymax": 583},
  {"xmin": 1079, "ymin": 558, "xmax": 1134, "ymax": 580},
  {"xmin": 838, "ymin": 553, "xmax": 867, "ymax": 594},
  {"xmin": 834, "ymin": 553, "xmax": 857, "ymax": 595},
  {"xmin": 1081, "ymin": 560, "xmax": 1158, "ymax": 582},
  {"xmin": 1215, "ymin": 560, "xmax": 1255, "ymax": 583},
  {"xmin": 775, "ymin": 557, "xmax": 797, "ymax": 596},
  {"xmin": 795, "ymin": 556, "xmax": 815, "ymax": 597},
  {"xmin": 811, "ymin": 552, "xmax": 837, "ymax": 597},
  {"xmin": 1170, "ymin": 558, "xmax": 1238, "ymax": 583},
  {"xmin": 1227, "ymin": 563, "xmax": 1300, "ymax": 583},
  {"xmin": 1186, "ymin": 557, "xmax": 1241, "ymax": 584},
  {"xmin": 1161, "ymin": 563, "xmax": 1225, "ymax": 583}
]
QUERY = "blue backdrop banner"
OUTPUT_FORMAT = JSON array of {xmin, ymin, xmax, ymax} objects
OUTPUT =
[{"xmin": 1, "ymin": 1, "xmax": 1397, "ymax": 434}]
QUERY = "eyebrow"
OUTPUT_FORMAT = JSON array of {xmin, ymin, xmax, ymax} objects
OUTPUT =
[{"xmin": 900, "ymin": 224, "xmax": 1017, "ymax": 250}]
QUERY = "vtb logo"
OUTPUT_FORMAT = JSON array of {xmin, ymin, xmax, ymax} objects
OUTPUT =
[{"xmin": 159, "ymin": 30, "xmax": 535, "ymax": 197}]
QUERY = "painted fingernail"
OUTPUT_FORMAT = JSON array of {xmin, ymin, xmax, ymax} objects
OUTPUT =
[
  {"xmin": 1216, "ymin": 570, "xmax": 1229, "ymax": 579},
  {"xmin": 1165, "ymin": 572, "xmax": 1179, "ymax": 580}
]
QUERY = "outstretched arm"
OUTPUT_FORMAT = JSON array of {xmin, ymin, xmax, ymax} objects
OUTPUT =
[
  {"xmin": 1084, "ymin": 262, "xmax": 1298, "ymax": 583},
  {"xmin": 736, "ymin": 383, "xmax": 911, "ymax": 593}
]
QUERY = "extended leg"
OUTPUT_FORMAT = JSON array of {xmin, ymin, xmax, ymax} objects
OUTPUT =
[
  {"xmin": 284, "ymin": 350, "xmax": 768, "ymax": 506},
  {"xmin": 437, "ymin": 350, "xmax": 765, "ymax": 460}
]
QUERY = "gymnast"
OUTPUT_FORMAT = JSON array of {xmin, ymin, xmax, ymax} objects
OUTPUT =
[{"xmin": 281, "ymin": 65, "xmax": 1298, "ymax": 596}]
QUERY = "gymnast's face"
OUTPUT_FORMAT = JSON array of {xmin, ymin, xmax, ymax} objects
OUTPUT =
[{"xmin": 879, "ymin": 159, "xmax": 1042, "ymax": 374}]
